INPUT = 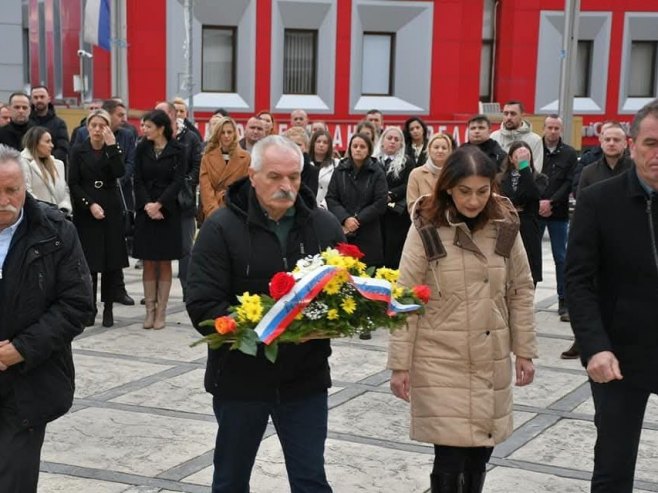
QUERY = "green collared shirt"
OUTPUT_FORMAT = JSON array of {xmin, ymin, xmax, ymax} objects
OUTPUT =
[{"xmin": 265, "ymin": 206, "xmax": 296, "ymax": 251}]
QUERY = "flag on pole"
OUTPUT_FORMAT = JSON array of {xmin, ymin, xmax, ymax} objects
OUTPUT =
[{"xmin": 83, "ymin": 0, "xmax": 111, "ymax": 51}]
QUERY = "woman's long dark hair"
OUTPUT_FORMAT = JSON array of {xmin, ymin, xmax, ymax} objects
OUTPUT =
[
  {"xmin": 347, "ymin": 133, "xmax": 373, "ymax": 162},
  {"xmin": 502, "ymin": 140, "xmax": 536, "ymax": 174},
  {"xmin": 420, "ymin": 146, "xmax": 510, "ymax": 230},
  {"xmin": 309, "ymin": 129, "xmax": 334, "ymax": 167},
  {"xmin": 142, "ymin": 109, "xmax": 173, "ymax": 141},
  {"xmin": 403, "ymin": 117, "xmax": 429, "ymax": 148}
]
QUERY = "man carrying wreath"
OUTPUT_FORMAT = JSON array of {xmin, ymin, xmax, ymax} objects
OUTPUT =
[{"xmin": 186, "ymin": 135, "xmax": 344, "ymax": 493}]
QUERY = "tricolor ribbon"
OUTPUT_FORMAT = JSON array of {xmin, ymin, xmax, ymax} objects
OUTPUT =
[{"xmin": 254, "ymin": 266, "xmax": 421, "ymax": 345}]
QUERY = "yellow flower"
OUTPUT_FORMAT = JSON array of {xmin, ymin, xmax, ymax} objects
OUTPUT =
[
  {"xmin": 323, "ymin": 270, "xmax": 347, "ymax": 295},
  {"xmin": 393, "ymin": 286, "xmax": 405, "ymax": 299},
  {"xmin": 375, "ymin": 267, "xmax": 399, "ymax": 283},
  {"xmin": 341, "ymin": 297, "xmax": 357, "ymax": 314},
  {"xmin": 354, "ymin": 261, "xmax": 367, "ymax": 275},
  {"xmin": 236, "ymin": 292, "xmax": 264, "ymax": 323},
  {"xmin": 327, "ymin": 309, "xmax": 339, "ymax": 320}
]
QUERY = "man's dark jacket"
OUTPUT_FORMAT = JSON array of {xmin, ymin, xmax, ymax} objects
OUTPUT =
[
  {"xmin": 186, "ymin": 177, "xmax": 345, "ymax": 401},
  {"xmin": 541, "ymin": 138, "xmax": 577, "ymax": 220},
  {"xmin": 461, "ymin": 139, "xmax": 506, "ymax": 171},
  {"xmin": 566, "ymin": 170, "xmax": 658, "ymax": 393},
  {"xmin": 30, "ymin": 103, "xmax": 70, "ymax": 164},
  {"xmin": 0, "ymin": 120, "xmax": 34, "ymax": 152},
  {"xmin": 176, "ymin": 125, "xmax": 202, "ymax": 216},
  {"xmin": 576, "ymin": 155, "xmax": 633, "ymax": 197},
  {"xmin": 0, "ymin": 195, "xmax": 93, "ymax": 427}
]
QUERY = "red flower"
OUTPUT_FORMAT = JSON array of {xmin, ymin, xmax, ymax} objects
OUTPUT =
[
  {"xmin": 269, "ymin": 272, "xmax": 296, "ymax": 300},
  {"xmin": 336, "ymin": 242, "xmax": 365, "ymax": 259},
  {"xmin": 412, "ymin": 285, "xmax": 431, "ymax": 304},
  {"xmin": 214, "ymin": 316, "xmax": 237, "ymax": 335}
]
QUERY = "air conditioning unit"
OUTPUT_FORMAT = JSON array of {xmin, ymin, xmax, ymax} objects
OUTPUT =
[{"xmin": 478, "ymin": 101, "xmax": 502, "ymax": 115}]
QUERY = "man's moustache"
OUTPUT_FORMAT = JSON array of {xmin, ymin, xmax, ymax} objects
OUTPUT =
[
  {"xmin": 271, "ymin": 190, "xmax": 296, "ymax": 201},
  {"xmin": 0, "ymin": 205, "xmax": 18, "ymax": 213}
]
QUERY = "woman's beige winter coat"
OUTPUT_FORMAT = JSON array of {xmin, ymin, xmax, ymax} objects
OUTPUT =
[
  {"xmin": 406, "ymin": 165, "xmax": 439, "ymax": 214},
  {"xmin": 198, "ymin": 146, "xmax": 251, "ymax": 221},
  {"xmin": 20, "ymin": 149, "xmax": 72, "ymax": 214},
  {"xmin": 388, "ymin": 200, "xmax": 537, "ymax": 448}
]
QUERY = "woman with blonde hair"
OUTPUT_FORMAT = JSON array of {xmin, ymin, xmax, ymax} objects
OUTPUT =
[
  {"xmin": 406, "ymin": 133, "xmax": 453, "ymax": 213},
  {"xmin": 20, "ymin": 125, "xmax": 72, "ymax": 215},
  {"xmin": 198, "ymin": 116, "xmax": 251, "ymax": 222}
]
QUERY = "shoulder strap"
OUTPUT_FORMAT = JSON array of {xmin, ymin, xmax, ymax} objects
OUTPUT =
[{"xmin": 411, "ymin": 196, "xmax": 446, "ymax": 261}]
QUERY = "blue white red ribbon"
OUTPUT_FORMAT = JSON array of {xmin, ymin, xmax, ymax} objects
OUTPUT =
[{"xmin": 254, "ymin": 266, "xmax": 421, "ymax": 345}]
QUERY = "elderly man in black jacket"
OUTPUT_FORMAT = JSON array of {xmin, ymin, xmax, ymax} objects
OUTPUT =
[
  {"xmin": 0, "ymin": 145, "xmax": 93, "ymax": 492},
  {"xmin": 186, "ymin": 135, "xmax": 343, "ymax": 493},
  {"xmin": 566, "ymin": 99, "xmax": 658, "ymax": 493}
]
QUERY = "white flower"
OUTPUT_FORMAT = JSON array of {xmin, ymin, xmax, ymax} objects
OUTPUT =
[{"xmin": 293, "ymin": 254, "xmax": 325, "ymax": 280}]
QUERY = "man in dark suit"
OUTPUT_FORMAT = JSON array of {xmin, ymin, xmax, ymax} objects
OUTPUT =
[{"xmin": 566, "ymin": 99, "xmax": 658, "ymax": 493}]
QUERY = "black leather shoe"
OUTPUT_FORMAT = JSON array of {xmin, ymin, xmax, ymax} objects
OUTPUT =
[
  {"xmin": 560, "ymin": 342, "xmax": 580, "ymax": 359},
  {"xmin": 102, "ymin": 304, "xmax": 114, "ymax": 327},
  {"xmin": 84, "ymin": 309, "xmax": 97, "ymax": 327},
  {"xmin": 116, "ymin": 293, "xmax": 135, "ymax": 305}
]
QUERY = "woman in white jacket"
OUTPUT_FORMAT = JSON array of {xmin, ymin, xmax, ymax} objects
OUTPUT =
[{"xmin": 20, "ymin": 126, "xmax": 72, "ymax": 216}]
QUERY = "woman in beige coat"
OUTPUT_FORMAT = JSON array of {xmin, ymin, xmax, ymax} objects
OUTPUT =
[
  {"xmin": 407, "ymin": 133, "xmax": 453, "ymax": 213},
  {"xmin": 20, "ymin": 126, "xmax": 72, "ymax": 216},
  {"xmin": 389, "ymin": 146, "xmax": 537, "ymax": 493},
  {"xmin": 198, "ymin": 117, "xmax": 251, "ymax": 222}
]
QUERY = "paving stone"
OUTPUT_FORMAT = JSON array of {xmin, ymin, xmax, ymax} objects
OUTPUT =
[
  {"xmin": 573, "ymin": 393, "xmax": 658, "ymax": 426},
  {"xmin": 484, "ymin": 467, "xmax": 589, "ymax": 492},
  {"xmin": 42, "ymin": 408, "xmax": 216, "ymax": 477},
  {"xmin": 509, "ymin": 418, "xmax": 658, "ymax": 483},
  {"xmin": 534, "ymin": 336, "xmax": 590, "ymax": 371},
  {"xmin": 513, "ymin": 365, "xmax": 587, "ymax": 408},
  {"xmin": 39, "ymin": 473, "xmax": 128, "ymax": 492},
  {"xmin": 74, "ymin": 353, "xmax": 173, "ymax": 399},
  {"xmin": 329, "ymin": 345, "xmax": 388, "ymax": 383}
]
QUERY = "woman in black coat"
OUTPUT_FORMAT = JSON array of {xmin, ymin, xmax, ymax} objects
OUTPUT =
[
  {"xmin": 133, "ymin": 109, "xmax": 185, "ymax": 330},
  {"xmin": 498, "ymin": 141, "xmax": 544, "ymax": 285},
  {"xmin": 374, "ymin": 126, "xmax": 414, "ymax": 268},
  {"xmin": 403, "ymin": 116, "xmax": 429, "ymax": 168},
  {"xmin": 68, "ymin": 109, "xmax": 128, "ymax": 327},
  {"xmin": 326, "ymin": 133, "xmax": 388, "ymax": 267}
]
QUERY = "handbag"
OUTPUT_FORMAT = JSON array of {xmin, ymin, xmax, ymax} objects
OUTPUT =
[
  {"xmin": 118, "ymin": 179, "xmax": 135, "ymax": 237},
  {"xmin": 177, "ymin": 176, "xmax": 196, "ymax": 211}
]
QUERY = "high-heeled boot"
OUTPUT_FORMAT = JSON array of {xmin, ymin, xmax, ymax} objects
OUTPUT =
[
  {"xmin": 102, "ymin": 302, "xmax": 114, "ymax": 327},
  {"xmin": 430, "ymin": 472, "xmax": 464, "ymax": 493},
  {"xmin": 153, "ymin": 281, "xmax": 171, "ymax": 330},
  {"xmin": 142, "ymin": 280, "xmax": 157, "ymax": 329},
  {"xmin": 462, "ymin": 471, "xmax": 486, "ymax": 493}
]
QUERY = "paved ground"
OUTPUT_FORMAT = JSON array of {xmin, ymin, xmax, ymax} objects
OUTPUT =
[{"xmin": 38, "ymin": 242, "xmax": 658, "ymax": 492}]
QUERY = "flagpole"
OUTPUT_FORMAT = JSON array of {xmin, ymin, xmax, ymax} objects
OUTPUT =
[{"xmin": 79, "ymin": 0, "xmax": 86, "ymax": 105}]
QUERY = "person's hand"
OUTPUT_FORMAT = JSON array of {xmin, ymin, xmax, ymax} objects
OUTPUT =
[
  {"xmin": 0, "ymin": 340, "xmax": 25, "ymax": 371},
  {"xmin": 90, "ymin": 203, "xmax": 105, "ymax": 220},
  {"xmin": 145, "ymin": 202, "xmax": 162, "ymax": 220},
  {"xmin": 344, "ymin": 217, "xmax": 360, "ymax": 233},
  {"xmin": 515, "ymin": 356, "xmax": 535, "ymax": 386},
  {"xmin": 102, "ymin": 126, "xmax": 116, "ymax": 146},
  {"xmin": 390, "ymin": 370, "xmax": 410, "ymax": 402},
  {"xmin": 587, "ymin": 351, "xmax": 623, "ymax": 383},
  {"xmin": 538, "ymin": 199, "xmax": 552, "ymax": 217},
  {"xmin": 511, "ymin": 147, "xmax": 531, "ymax": 168}
]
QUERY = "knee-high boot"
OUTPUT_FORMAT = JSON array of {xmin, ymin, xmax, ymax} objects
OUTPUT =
[
  {"xmin": 430, "ymin": 472, "xmax": 464, "ymax": 493},
  {"xmin": 462, "ymin": 471, "xmax": 486, "ymax": 493},
  {"xmin": 153, "ymin": 281, "xmax": 171, "ymax": 330},
  {"xmin": 102, "ymin": 302, "xmax": 114, "ymax": 327},
  {"xmin": 142, "ymin": 280, "xmax": 157, "ymax": 329}
]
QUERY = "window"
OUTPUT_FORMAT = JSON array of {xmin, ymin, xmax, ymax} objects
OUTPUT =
[
  {"xmin": 283, "ymin": 29, "xmax": 317, "ymax": 95},
  {"xmin": 480, "ymin": 0, "xmax": 495, "ymax": 102},
  {"xmin": 361, "ymin": 32, "xmax": 395, "ymax": 96},
  {"xmin": 629, "ymin": 41, "xmax": 657, "ymax": 98},
  {"xmin": 202, "ymin": 26, "xmax": 236, "ymax": 93},
  {"xmin": 574, "ymin": 40, "xmax": 593, "ymax": 97}
]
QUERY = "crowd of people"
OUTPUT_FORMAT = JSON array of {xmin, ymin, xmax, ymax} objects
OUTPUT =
[{"xmin": 0, "ymin": 86, "xmax": 656, "ymax": 493}]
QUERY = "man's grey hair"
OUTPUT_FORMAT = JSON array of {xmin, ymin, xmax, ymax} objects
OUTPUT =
[
  {"xmin": 250, "ymin": 135, "xmax": 304, "ymax": 172},
  {"xmin": 0, "ymin": 144, "xmax": 22, "ymax": 167}
]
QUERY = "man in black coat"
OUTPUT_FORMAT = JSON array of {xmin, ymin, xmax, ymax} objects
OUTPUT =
[
  {"xmin": 0, "ymin": 145, "xmax": 94, "ymax": 492},
  {"xmin": 0, "ymin": 92, "xmax": 34, "ymax": 152},
  {"xmin": 186, "ymin": 135, "xmax": 343, "ymax": 493},
  {"xmin": 29, "ymin": 86, "xmax": 69, "ymax": 165},
  {"xmin": 539, "ymin": 115, "xmax": 577, "ymax": 327},
  {"xmin": 461, "ymin": 114, "xmax": 506, "ymax": 171},
  {"xmin": 565, "ymin": 99, "xmax": 658, "ymax": 493}
]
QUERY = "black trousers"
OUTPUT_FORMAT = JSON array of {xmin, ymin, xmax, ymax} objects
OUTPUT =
[
  {"xmin": 432, "ymin": 445, "xmax": 493, "ymax": 474},
  {"xmin": 91, "ymin": 269, "xmax": 123, "ymax": 303},
  {"xmin": 0, "ymin": 387, "xmax": 46, "ymax": 493},
  {"xmin": 590, "ymin": 379, "xmax": 652, "ymax": 493}
]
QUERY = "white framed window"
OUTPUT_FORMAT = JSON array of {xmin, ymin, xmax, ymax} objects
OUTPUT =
[
  {"xmin": 535, "ymin": 12, "xmax": 611, "ymax": 114},
  {"xmin": 480, "ymin": 0, "xmax": 495, "ymax": 102},
  {"xmin": 629, "ymin": 41, "xmax": 657, "ymax": 98},
  {"xmin": 361, "ymin": 32, "xmax": 395, "ymax": 96},
  {"xmin": 618, "ymin": 13, "xmax": 658, "ymax": 113},
  {"xmin": 350, "ymin": 0, "xmax": 434, "ymax": 114},
  {"xmin": 283, "ymin": 29, "xmax": 317, "ymax": 95},
  {"xmin": 201, "ymin": 26, "xmax": 236, "ymax": 93}
]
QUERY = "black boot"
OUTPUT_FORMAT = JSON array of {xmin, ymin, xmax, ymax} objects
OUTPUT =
[
  {"xmin": 84, "ymin": 308, "xmax": 97, "ymax": 327},
  {"xmin": 102, "ymin": 303, "xmax": 114, "ymax": 327},
  {"xmin": 462, "ymin": 471, "xmax": 486, "ymax": 493},
  {"xmin": 430, "ymin": 472, "xmax": 464, "ymax": 493},
  {"xmin": 85, "ymin": 273, "xmax": 99, "ymax": 326}
]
